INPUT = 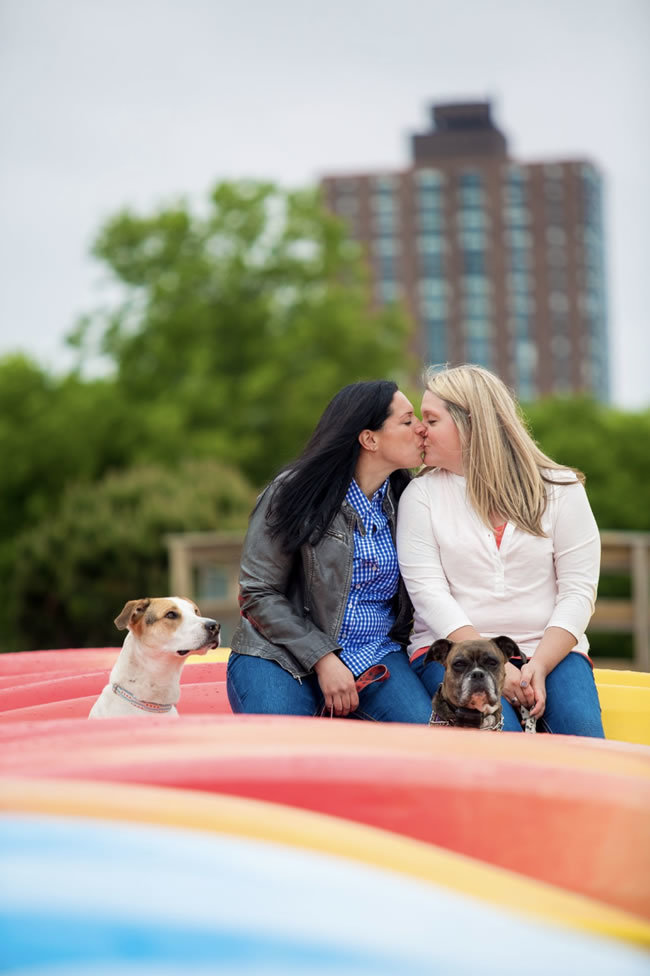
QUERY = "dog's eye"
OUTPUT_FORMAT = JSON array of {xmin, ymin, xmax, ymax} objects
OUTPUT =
[
  {"xmin": 485, "ymin": 658, "xmax": 499, "ymax": 669},
  {"xmin": 452, "ymin": 660, "xmax": 466, "ymax": 672},
  {"xmin": 165, "ymin": 610, "xmax": 179, "ymax": 619}
]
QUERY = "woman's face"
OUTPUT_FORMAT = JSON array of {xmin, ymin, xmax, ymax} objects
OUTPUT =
[
  {"xmin": 373, "ymin": 391, "xmax": 426, "ymax": 469},
  {"xmin": 420, "ymin": 390, "xmax": 464, "ymax": 474}
]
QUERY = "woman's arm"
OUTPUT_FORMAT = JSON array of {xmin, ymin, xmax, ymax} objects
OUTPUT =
[
  {"xmin": 396, "ymin": 479, "xmax": 473, "ymax": 639},
  {"xmin": 518, "ymin": 481, "xmax": 600, "ymax": 717},
  {"xmin": 238, "ymin": 483, "xmax": 345, "ymax": 673}
]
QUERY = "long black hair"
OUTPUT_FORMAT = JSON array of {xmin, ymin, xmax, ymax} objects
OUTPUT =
[{"xmin": 266, "ymin": 380, "xmax": 411, "ymax": 553}]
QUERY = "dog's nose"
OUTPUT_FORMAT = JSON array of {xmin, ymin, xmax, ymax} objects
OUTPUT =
[{"xmin": 204, "ymin": 620, "xmax": 220, "ymax": 636}]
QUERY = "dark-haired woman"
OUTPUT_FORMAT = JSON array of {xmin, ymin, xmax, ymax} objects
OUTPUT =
[{"xmin": 226, "ymin": 380, "xmax": 433, "ymax": 722}]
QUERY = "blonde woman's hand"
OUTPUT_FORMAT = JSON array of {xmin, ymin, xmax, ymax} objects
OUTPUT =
[
  {"xmin": 519, "ymin": 659, "xmax": 548, "ymax": 718},
  {"xmin": 503, "ymin": 661, "xmax": 528, "ymax": 709},
  {"xmin": 314, "ymin": 653, "xmax": 359, "ymax": 716}
]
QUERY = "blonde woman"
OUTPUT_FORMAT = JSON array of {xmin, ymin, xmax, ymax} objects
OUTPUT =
[{"xmin": 396, "ymin": 364, "xmax": 604, "ymax": 736}]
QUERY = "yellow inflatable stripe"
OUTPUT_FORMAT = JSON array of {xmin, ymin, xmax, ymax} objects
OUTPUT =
[
  {"xmin": 2, "ymin": 777, "xmax": 648, "ymax": 950},
  {"xmin": 595, "ymin": 669, "xmax": 650, "ymax": 688},
  {"xmin": 598, "ymin": 684, "xmax": 650, "ymax": 746},
  {"xmin": 187, "ymin": 648, "xmax": 231, "ymax": 663}
]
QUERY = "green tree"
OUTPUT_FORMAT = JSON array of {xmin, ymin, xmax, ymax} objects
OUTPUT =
[
  {"xmin": 69, "ymin": 181, "xmax": 415, "ymax": 486},
  {"xmin": 7, "ymin": 459, "xmax": 256, "ymax": 652},
  {"xmin": 0, "ymin": 354, "xmax": 143, "ymax": 543},
  {"xmin": 523, "ymin": 396, "xmax": 650, "ymax": 530}
]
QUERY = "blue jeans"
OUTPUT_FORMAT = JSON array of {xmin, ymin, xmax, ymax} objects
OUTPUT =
[
  {"xmin": 227, "ymin": 650, "xmax": 433, "ymax": 724},
  {"xmin": 410, "ymin": 650, "xmax": 605, "ymax": 737}
]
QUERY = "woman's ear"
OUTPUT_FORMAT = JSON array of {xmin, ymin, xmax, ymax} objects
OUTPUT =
[{"xmin": 358, "ymin": 429, "xmax": 378, "ymax": 452}]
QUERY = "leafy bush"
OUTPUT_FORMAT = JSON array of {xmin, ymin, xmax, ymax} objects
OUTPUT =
[{"xmin": 6, "ymin": 459, "xmax": 256, "ymax": 652}]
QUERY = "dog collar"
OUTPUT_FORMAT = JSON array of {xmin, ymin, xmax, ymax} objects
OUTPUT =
[
  {"xmin": 430, "ymin": 698, "xmax": 505, "ymax": 731},
  {"xmin": 112, "ymin": 683, "xmax": 174, "ymax": 713}
]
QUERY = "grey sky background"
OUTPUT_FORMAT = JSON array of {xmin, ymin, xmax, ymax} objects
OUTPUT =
[{"xmin": 1, "ymin": 0, "xmax": 648, "ymax": 406}]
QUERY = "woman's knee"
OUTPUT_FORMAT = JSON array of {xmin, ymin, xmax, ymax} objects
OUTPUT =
[
  {"xmin": 227, "ymin": 652, "xmax": 319, "ymax": 716},
  {"xmin": 542, "ymin": 652, "xmax": 605, "ymax": 738}
]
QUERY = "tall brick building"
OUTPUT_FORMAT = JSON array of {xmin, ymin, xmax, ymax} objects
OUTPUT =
[{"xmin": 321, "ymin": 102, "xmax": 609, "ymax": 400}]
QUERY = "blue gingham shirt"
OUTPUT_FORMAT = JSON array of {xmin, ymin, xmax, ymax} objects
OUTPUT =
[{"xmin": 338, "ymin": 478, "xmax": 400, "ymax": 677}]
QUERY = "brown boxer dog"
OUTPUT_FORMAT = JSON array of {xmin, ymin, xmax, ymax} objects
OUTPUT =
[{"xmin": 424, "ymin": 635, "xmax": 521, "ymax": 730}]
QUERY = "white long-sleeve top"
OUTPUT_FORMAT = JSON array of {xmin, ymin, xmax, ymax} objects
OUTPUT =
[{"xmin": 396, "ymin": 468, "xmax": 600, "ymax": 659}]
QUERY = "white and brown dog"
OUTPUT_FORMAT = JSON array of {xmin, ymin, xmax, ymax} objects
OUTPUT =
[{"xmin": 88, "ymin": 597, "xmax": 220, "ymax": 719}]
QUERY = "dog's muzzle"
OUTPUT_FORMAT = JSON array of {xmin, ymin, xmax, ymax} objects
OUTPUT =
[{"xmin": 177, "ymin": 620, "xmax": 220, "ymax": 656}]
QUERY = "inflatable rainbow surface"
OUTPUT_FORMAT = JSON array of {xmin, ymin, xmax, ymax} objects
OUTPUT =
[{"xmin": 1, "ymin": 647, "xmax": 649, "ymax": 975}]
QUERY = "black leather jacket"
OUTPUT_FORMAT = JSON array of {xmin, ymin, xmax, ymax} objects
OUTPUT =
[{"xmin": 230, "ymin": 477, "xmax": 414, "ymax": 679}]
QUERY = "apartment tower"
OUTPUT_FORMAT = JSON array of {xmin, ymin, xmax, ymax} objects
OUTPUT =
[{"xmin": 321, "ymin": 102, "xmax": 609, "ymax": 400}]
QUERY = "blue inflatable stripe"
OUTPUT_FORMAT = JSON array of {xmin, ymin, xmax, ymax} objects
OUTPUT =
[{"xmin": 0, "ymin": 909, "xmax": 418, "ymax": 974}]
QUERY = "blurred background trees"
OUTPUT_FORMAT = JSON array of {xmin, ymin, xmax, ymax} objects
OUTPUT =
[
  {"xmin": 1, "ymin": 180, "xmax": 413, "ymax": 650},
  {"xmin": 1, "ymin": 179, "xmax": 648, "ymax": 651},
  {"xmin": 67, "ymin": 180, "xmax": 414, "ymax": 485}
]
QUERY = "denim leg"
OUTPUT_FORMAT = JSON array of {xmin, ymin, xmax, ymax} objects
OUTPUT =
[
  {"xmin": 540, "ymin": 652, "xmax": 605, "ymax": 738},
  {"xmin": 409, "ymin": 654, "xmax": 523, "ymax": 732},
  {"xmin": 353, "ymin": 650, "xmax": 433, "ymax": 724},
  {"xmin": 226, "ymin": 651, "xmax": 323, "ymax": 716}
]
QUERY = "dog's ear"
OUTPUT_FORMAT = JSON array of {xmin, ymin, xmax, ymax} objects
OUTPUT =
[
  {"xmin": 424, "ymin": 638, "xmax": 452, "ymax": 666},
  {"xmin": 491, "ymin": 635, "xmax": 521, "ymax": 663},
  {"xmin": 114, "ymin": 599, "xmax": 151, "ymax": 631}
]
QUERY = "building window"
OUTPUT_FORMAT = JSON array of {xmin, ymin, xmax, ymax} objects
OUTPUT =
[
  {"xmin": 372, "ymin": 174, "xmax": 398, "ymax": 192},
  {"xmin": 415, "ymin": 168, "xmax": 445, "ymax": 188},
  {"xmin": 419, "ymin": 252, "xmax": 444, "ymax": 276},
  {"xmin": 372, "ymin": 211, "xmax": 399, "ymax": 235},
  {"xmin": 424, "ymin": 317, "xmax": 448, "ymax": 365},
  {"xmin": 375, "ymin": 256, "xmax": 397, "ymax": 281},
  {"xmin": 508, "ymin": 248, "xmax": 530, "ymax": 272},
  {"xmin": 419, "ymin": 278, "xmax": 448, "ymax": 299},
  {"xmin": 372, "ymin": 237, "xmax": 401, "ymax": 257},
  {"xmin": 464, "ymin": 317, "xmax": 493, "ymax": 369},
  {"xmin": 457, "ymin": 209, "xmax": 488, "ymax": 230},
  {"xmin": 420, "ymin": 296, "xmax": 447, "ymax": 319},
  {"xmin": 376, "ymin": 279, "xmax": 401, "ymax": 303},
  {"xmin": 505, "ymin": 228, "xmax": 532, "ymax": 249},
  {"xmin": 503, "ymin": 205, "xmax": 530, "ymax": 226},
  {"xmin": 418, "ymin": 210, "xmax": 443, "ymax": 232}
]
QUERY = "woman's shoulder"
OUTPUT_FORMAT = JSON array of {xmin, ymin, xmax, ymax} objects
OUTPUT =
[
  {"xmin": 541, "ymin": 466, "xmax": 582, "ymax": 496},
  {"xmin": 541, "ymin": 466, "xmax": 580, "ymax": 483},
  {"xmin": 401, "ymin": 467, "xmax": 461, "ymax": 499}
]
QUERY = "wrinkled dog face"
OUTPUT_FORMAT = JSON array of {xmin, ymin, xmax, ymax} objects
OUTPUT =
[
  {"xmin": 425, "ymin": 636, "xmax": 518, "ymax": 714},
  {"xmin": 114, "ymin": 597, "xmax": 221, "ymax": 656}
]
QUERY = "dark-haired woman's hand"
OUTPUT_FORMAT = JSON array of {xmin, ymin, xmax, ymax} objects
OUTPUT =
[{"xmin": 314, "ymin": 653, "xmax": 359, "ymax": 716}]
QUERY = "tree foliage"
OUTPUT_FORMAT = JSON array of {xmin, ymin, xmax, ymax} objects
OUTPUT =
[
  {"xmin": 0, "ymin": 355, "xmax": 140, "ymax": 543},
  {"xmin": 522, "ymin": 396, "xmax": 650, "ymax": 530},
  {"xmin": 69, "ymin": 181, "xmax": 415, "ymax": 485},
  {"xmin": 7, "ymin": 460, "xmax": 256, "ymax": 652}
]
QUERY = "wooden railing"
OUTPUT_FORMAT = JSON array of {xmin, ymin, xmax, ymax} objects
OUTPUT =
[
  {"xmin": 167, "ymin": 529, "xmax": 650, "ymax": 671},
  {"xmin": 588, "ymin": 531, "xmax": 649, "ymax": 671}
]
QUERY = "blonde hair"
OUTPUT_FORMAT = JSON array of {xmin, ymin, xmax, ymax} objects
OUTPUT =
[{"xmin": 423, "ymin": 364, "xmax": 584, "ymax": 536}]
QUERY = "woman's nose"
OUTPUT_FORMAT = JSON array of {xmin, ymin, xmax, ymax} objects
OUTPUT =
[{"xmin": 414, "ymin": 419, "xmax": 426, "ymax": 436}]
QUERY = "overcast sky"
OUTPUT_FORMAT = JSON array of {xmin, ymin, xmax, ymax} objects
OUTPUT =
[{"xmin": 1, "ymin": 0, "xmax": 648, "ymax": 406}]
